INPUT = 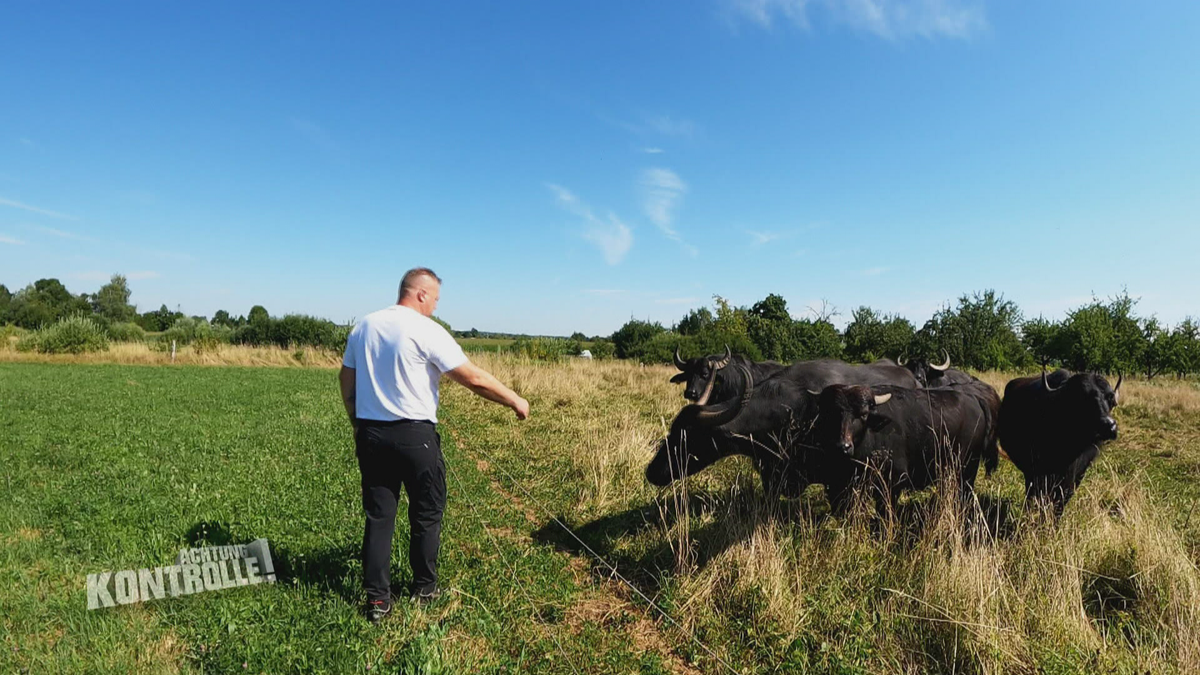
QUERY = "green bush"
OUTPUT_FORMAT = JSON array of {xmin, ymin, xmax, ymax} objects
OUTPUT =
[
  {"xmin": 106, "ymin": 322, "xmax": 146, "ymax": 342},
  {"xmin": 588, "ymin": 339, "xmax": 616, "ymax": 360},
  {"xmin": 16, "ymin": 314, "xmax": 110, "ymax": 354}
]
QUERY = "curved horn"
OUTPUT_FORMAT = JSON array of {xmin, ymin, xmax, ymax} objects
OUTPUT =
[
  {"xmin": 873, "ymin": 393, "xmax": 892, "ymax": 406},
  {"xmin": 711, "ymin": 344, "xmax": 732, "ymax": 370},
  {"xmin": 673, "ymin": 347, "xmax": 687, "ymax": 371},
  {"xmin": 930, "ymin": 349, "xmax": 951, "ymax": 372},
  {"xmin": 1041, "ymin": 364, "xmax": 1061, "ymax": 392},
  {"xmin": 896, "ymin": 352, "xmax": 908, "ymax": 367},
  {"xmin": 692, "ymin": 364, "xmax": 753, "ymax": 427},
  {"xmin": 1113, "ymin": 369, "xmax": 1123, "ymax": 404}
]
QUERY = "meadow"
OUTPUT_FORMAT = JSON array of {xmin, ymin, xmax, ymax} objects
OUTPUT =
[{"xmin": 2, "ymin": 349, "xmax": 1199, "ymax": 673}]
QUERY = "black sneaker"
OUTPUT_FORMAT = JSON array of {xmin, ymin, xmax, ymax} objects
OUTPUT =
[
  {"xmin": 365, "ymin": 598, "xmax": 392, "ymax": 624},
  {"xmin": 409, "ymin": 586, "xmax": 442, "ymax": 606}
]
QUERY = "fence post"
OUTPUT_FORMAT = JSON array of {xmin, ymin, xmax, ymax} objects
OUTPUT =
[{"xmin": 171, "ymin": 340, "xmax": 176, "ymax": 363}]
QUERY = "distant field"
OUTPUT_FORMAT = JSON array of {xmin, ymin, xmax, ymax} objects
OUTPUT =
[
  {"xmin": 2, "ymin": 358, "xmax": 1199, "ymax": 673},
  {"xmin": 455, "ymin": 337, "xmax": 515, "ymax": 352}
]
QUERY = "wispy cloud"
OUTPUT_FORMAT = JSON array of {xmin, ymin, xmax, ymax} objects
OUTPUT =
[
  {"xmin": 639, "ymin": 168, "xmax": 688, "ymax": 239},
  {"xmin": 0, "ymin": 196, "xmax": 79, "ymax": 220},
  {"xmin": 642, "ymin": 147, "xmax": 665, "ymax": 154},
  {"xmin": 601, "ymin": 112, "xmax": 701, "ymax": 139},
  {"xmin": 547, "ymin": 183, "xmax": 634, "ymax": 265},
  {"xmin": 859, "ymin": 266, "xmax": 890, "ymax": 277},
  {"xmin": 18, "ymin": 138, "xmax": 35, "ymax": 148},
  {"xmin": 723, "ymin": 0, "xmax": 986, "ymax": 39},
  {"xmin": 0, "ymin": 234, "xmax": 25, "ymax": 245},
  {"xmin": 289, "ymin": 118, "xmax": 337, "ymax": 151},
  {"xmin": 646, "ymin": 115, "xmax": 698, "ymax": 137},
  {"xmin": 25, "ymin": 224, "xmax": 96, "ymax": 242}
]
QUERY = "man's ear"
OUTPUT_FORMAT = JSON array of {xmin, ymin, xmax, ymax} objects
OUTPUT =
[
  {"xmin": 669, "ymin": 373, "xmax": 689, "ymax": 384},
  {"xmin": 866, "ymin": 413, "xmax": 892, "ymax": 432}
]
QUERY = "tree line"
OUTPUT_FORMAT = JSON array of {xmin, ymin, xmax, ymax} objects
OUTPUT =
[
  {"xmin": 610, "ymin": 290, "xmax": 1200, "ymax": 378},
  {"xmin": 4, "ymin": 275, "xmax": 1197, "ymax": 376}
]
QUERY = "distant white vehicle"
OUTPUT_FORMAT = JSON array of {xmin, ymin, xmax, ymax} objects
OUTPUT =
[{"xmin": 579, "ymin": 349, "xmax": 593, "ymax": 360}]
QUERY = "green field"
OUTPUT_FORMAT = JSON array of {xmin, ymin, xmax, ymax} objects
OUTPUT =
[{"xmin": 3, "ymin": 360, "xmax": 1200, "ymax": 673}]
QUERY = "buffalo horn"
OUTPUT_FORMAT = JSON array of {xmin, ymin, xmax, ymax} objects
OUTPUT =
[
  {"xmin": 711, "ymin": 344, "xmax": 732, "ymax": 370},
  {"xmin": 692, "ymin": 364, "xmax": 753, "ymax": 427},
  {"xmin": 873, "ymin": 393, "xmax": 892, "ymax": 406},
  {"xmin": 1114, "ymin": 370, "xmax": 1123, "ymax": 404},
  {"xmin": 673, "ymin": 347, "xmax": 687, "ymax": 371},
  {"xmin": 897, "ymin": 352, "xmax": 908, "ymax": 367},
  {"xmin": 931, "ymin": 349, "xmax": 951, "ymax": 372},
  {"xmin": 1041, "ymin": 365, "xmax": 1061, "ymax": 392}
]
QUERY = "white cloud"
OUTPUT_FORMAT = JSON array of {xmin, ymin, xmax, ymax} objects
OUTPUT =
[
  {"xmin": 547, "ymin": 183, "xmax": 635, "ymax": 265},
  {"xmin": 0, "ymin": 196, "xmax": 79, "ymax": 220},
  {"xmin": 639, "ymin": 168, "xmax": 688, "ymax": 239},
  {"xmin": 724, "ymin": 0, "xmax": 986, "ymax": 39},
  {"xmin": 642, "ymin": 147, "xmax": 665, "ymax": 154},
  {"xmin": 0, "ymin": 234, "xmax": 25, "ymax": 245},
  {"xmin": 19, "ymin": 138, "xmax": 35, "ymax": 147},
  {"xmin": 646, "ymin": 115, "xmax": 698, "ymax": 137}
]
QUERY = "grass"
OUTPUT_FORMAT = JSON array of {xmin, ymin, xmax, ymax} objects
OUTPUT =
[{"xmin": 2, "ymin": 356, "xmax": 1199, "ymax": 673}]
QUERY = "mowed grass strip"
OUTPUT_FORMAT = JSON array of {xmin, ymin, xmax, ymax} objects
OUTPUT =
[{"xmin": 0, "ymin": 363, "xmax": 677, "ymax": 674}]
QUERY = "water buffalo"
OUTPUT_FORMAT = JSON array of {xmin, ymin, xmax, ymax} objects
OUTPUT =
[
  {"xmin": 671, "ymin": 348, "xmax": 917, "ymax": 405},
  {"xmin": 808, "ymin": 383, "xmax": 998, "ymax": 513},
  {"xmin": 997, "ymin": 368, "xmax": 1122, "ymax": 515},
  {"xmin": 671, "ymin": 346, "xmax": 785, "ymax": 405},
  {"xmin": 897, "ymin": 350, "xmax": 975, "ymax": 388},
  {"xmin": 647, "ymin": 364, "xmax": 816, "ymax": 497}
]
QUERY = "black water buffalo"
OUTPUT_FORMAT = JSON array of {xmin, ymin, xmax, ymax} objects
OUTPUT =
[
  {"xmin": 671, "ymin": 348, "xmax": 917, "ymax": 405},
  {"xmin": 670, "ymin": 346, "xmax": 785, "ymax": 405},
  {"xmin": 897, "ymin": 350, "xmax": 975, "ymax": 388},
  {"xmin": 808, "ymin": 383, "xmax": 998, "ymax": 513},
  {"xmin": 647, "ymin": 364, "xmax": 816, "ymax": 496},
  {"xmin": 997, "ymin": 368, "xmax": 1122, "ymax": 515}
]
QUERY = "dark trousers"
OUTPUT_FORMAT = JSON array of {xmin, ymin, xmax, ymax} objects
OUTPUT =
[{"xmin": 355, "ymin": 419, "xmax": 445, "ymax": 602}]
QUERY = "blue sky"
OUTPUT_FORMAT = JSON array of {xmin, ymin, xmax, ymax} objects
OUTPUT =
[{"xmin": 2, "ymin": 1, "xmax": 1197, "ymax": 336}]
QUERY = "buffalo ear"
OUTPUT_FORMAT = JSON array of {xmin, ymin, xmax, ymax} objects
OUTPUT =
[
  {"xmin": 669, "ymin": 373, "xmax": 689, "ymax": 384},
  {"xmin": 866, "ymin": 413, "xmax": 892, "ymax": 432}
]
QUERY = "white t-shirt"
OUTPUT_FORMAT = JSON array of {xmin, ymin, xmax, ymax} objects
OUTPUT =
[{"xmin": 341, "ymin": 305, "xmax": 469, "ymax": 423}]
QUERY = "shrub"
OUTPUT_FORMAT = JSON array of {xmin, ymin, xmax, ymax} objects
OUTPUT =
[
  {"xmin": 588, "ymin": 339, "xmax": 616, "ymax": 360},
  {"xmin": 16, "ymin": 314, "xmax": 110, "ymax": 354},
  {"xmin": 611, "ymin": 319, "xmax": 667, "ymax": 359},
  {"xmin": 107, "ymin": 322, "xmax": 146, "ymax": 342}
]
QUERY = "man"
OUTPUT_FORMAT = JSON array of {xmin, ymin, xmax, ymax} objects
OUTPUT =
[{"xmin": 339, "ymin": 267, "xmax": 530, "ymax": 624}]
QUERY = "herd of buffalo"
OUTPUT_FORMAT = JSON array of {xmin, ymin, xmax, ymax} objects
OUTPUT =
[{"xmin": 645, "ymin": 347, "xmax": 1124, "ymax": 516}]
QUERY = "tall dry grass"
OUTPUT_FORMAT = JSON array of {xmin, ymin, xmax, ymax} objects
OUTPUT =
[{"xmin": 0, "ymin": 339, "xmax": 343, "ymax": 367}]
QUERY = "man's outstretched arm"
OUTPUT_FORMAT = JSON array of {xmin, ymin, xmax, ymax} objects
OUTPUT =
[{"xmin": 446, "ymin": 361, "xmax": 530, "ymax": 420}]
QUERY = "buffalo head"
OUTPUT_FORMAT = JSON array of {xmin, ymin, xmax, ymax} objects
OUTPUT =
[
  {"xmin": 813, "ymin": 384, "xmax": 893, "ymax": 459},
  {"xmin": 647, "ymin": 364, "xmax": 752, "ymax": 486},
  {"xmin": 670, "ymin": 345, "xmax": 733, "ymax": 404},
  {"xmin": 1042, "ymin": 368, "xmax": 1122, "ymax": 443},
  {"xmin": 897, "ymin": 350, "xmax": 951, "ymax": 387}
]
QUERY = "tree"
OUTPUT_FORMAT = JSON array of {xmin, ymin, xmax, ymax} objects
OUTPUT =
[
  {"xmin": 611, "ymin": 319, "xmax": 666, "ymax": 359},
  {"xmin": 248, "ymin": 305, "xmax": 270, "ymax": 325},
  {"xmin": 1020, "ymin": 316, "xmax": 1062, "ymax": 365},
  {"xmin": 0, "ymin": 284, "xmax": 11, "ymax": 323},
  {"xmin": 750, "ymin": 293, "xmax": 790, "ymax": 324},
  {"xmin": 570, "ymin": 332, "xmax": 587, "ymax": 342},
  {"xmin": 211, "ymin": 310, "xmax": 234, "ymax": 327},
  {"xmin": 1056, "ymin": 291, "xmax": 1145, "ymax": 373},
  {"xmin": 916, "ymin": 290, "xmax": 1028, "ymax": 370},
  {"xmin": 91, "ymin": 274, "xmax": 136, "ymax": 323},
  {"xmin": 843, "ymin": 306, "xmax": 915, "ymax": 363},
  {"xmin": 7, "ymin": 278, "xmax": 91, "ymax": 328},
  {"xmin": 677, "ymin": 307, "xmax": 714, "ymax": 336}
]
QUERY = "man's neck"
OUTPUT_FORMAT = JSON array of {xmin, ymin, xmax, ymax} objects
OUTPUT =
[{"xmin": 397, "ymin": 299, "xmax": 423, "ymax": 315}]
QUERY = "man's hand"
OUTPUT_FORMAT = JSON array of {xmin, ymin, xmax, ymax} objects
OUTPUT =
[{"xmin": 512, "ymin": 396, "xmax": 530, "ymax": 421}]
